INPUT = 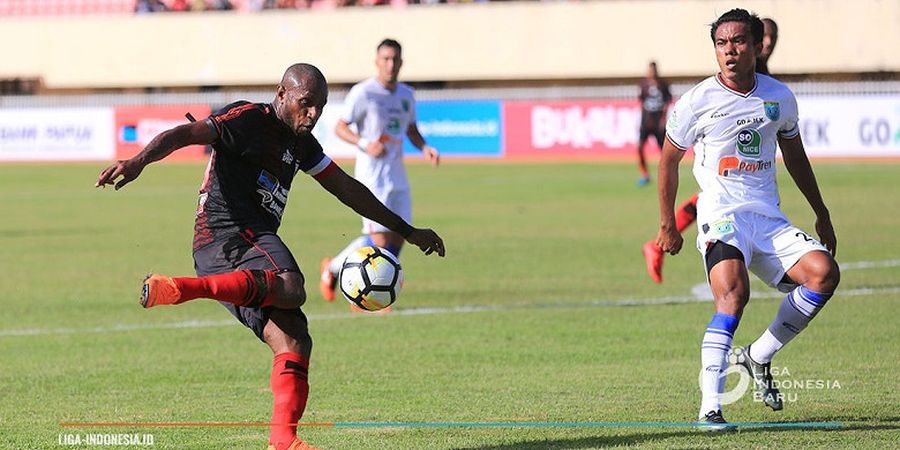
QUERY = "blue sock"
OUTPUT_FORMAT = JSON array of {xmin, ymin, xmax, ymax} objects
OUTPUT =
[{"xmin": 700, "ymin": 312, "xmax": 739, "ymax": 415}]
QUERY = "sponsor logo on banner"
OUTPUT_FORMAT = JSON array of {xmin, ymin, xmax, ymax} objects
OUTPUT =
[
  {"xmin": 115, "ymin": 105, "xmax": 211, "ymax": 161},
  {"xmin": 404, "ymin": 100, "xmax": 502, "ymax": 156},
  {"xmin": 0, "ymin": 108, "xmax": 115, "ymax": 161},
  {"xmin": 503, "ymin": 100, "xmax": 642, "ymax": 158},
  {"xmin": 796, "ymin": 95, "xmax": 900, "ymax": 157}
]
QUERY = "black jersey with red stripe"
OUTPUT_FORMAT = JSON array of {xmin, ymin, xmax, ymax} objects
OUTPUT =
[{"xmin": 193, "ymin": 101, "xmax": 335, "ymax": 250}]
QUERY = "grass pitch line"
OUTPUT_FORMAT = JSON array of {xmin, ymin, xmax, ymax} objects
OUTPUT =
[
  {"xmin": 58, "ymin": 420, "xmax": 842, "ymax": 430},
  {"xmin": 3, "ymin": 286, "xmax": 898, "ymax": 338}
]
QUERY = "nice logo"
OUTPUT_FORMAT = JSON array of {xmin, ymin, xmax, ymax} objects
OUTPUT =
[{"xmin": 736, "ymin": 129, "xmax": 761, "ymax": 156}]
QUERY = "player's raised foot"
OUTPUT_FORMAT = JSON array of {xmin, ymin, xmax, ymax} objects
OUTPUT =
[
  {"xmin": 318, "ymin": 257, "xmax": 336, "ymax": 302},
  {"xmin": 140, "ymin": 274, "xmax": 181, "ymax": 308},
  {"xmin": 642, "ymin": 240, "xmax": 664, "ymax": 284},
  {"xmin": 266, "ymin": 438, "xmax": 321, "ymax": 450},
  {"xmin": 697, "ymin": 410, "xmax": 736, "ymax": 432},
  {"xmin": 732, "ymin": 345, "xmax": 783, "ymax": 411}
]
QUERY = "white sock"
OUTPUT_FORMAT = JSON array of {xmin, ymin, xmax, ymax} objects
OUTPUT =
[
  {"xmin": 699, "ymin": 313, "xmax": 738, "ymax": 417},
  {"xmin": 328, "ymin": 236, "xmax": 371, "ymax": 275},
  {"xmin": 749, "ymin": 286, "xmax": 832, "ymax": 364}
]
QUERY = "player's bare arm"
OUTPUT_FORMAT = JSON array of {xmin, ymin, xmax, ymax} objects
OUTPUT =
[
  {"xmin": 779, "ymin": 133, "xmax": 837, "ymax": 255},
  {"xmin": 95, "ymin": 120, "xmax": 216, "ymax": 190},
  {"xmin": 316, "ymin": 164, "xmax": 445, "ymax": 257},
  {"xmin": 655, "ymin": 137, "xmax": 687, "ymax": 255},
  {"xmin": 406, "ymin": 122, "xmax": 440, "ymax": 167},
  {"xmin": 336, "ymin": 119, "xmax": 385, "ymax": 158}
]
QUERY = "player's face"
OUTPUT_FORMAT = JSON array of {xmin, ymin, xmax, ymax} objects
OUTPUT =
[
  {"xmin": 760, "ymin": 22, "xmax": 778, "ymax": 61},
  {"xmin": 714, "ymin": 21, "xmax": 761, "ymax": 81},
  {"xmin": 375, "ymin": 46, "xmax": 402, "ymax": 84},
  {"xmin": 278, "ymin": 81, "xmax": 327, "ymax": 136}
]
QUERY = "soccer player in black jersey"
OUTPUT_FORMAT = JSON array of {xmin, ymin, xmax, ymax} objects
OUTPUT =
[{"xmin": 96, "ymin": 63, "xmax": 445, "ymax": 450}]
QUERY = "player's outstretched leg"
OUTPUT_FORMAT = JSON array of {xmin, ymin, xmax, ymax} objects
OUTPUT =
[{"xmin": 140, "ymin": 270, "xmax": 280, "ymax": 309}]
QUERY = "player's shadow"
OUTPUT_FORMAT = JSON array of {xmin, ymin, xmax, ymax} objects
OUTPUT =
[{"xmin": 450, "ymin": 418, "xmax": 900, "ymax": 450}]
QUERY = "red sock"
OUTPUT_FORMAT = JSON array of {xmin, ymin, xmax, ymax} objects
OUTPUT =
[
  {"xmin": 172, "ymin": 270, "xmax": 279, "ymax": 307},
  {"xmin": 675, "ymin": 194, "xmax": 699, "ymax": 233},
  {"xmin": 269, "ymin": 352, "xmax": 310, "ymax": 450}
]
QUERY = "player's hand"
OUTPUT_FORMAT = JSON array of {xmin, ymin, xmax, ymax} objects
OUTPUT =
[
  {"xmin": 423, "ymin": 145, "xmax": 440, "ymax": 167},
  {"xmin": 815, "ymin": 214, "xmax": 837, "ymax": 256},
  {"xmin": 365, "ymin": 140, "xmax": 386, "ymax": 158},
  {"xmin": 405, "ymin": 228, "xmax": 445, "ymax": 257},
  {"xmin": 656, "ymin": 225, "xmax": 683, "ymax": 255},
  {"xmin": 95, "ymin": 159, "xmax": 145, "ymax": 190}
]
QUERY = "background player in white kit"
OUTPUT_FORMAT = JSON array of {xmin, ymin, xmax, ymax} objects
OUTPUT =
[
  {"xmin": 654, "ymin": 9, "xmax": 840, "ymax": 430},
  {"xmin": 320, "ymin": 39, "xmax": 440, "ymax": 309}
]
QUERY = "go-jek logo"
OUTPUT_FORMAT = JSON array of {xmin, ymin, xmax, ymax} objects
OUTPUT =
[
  {"xmin": 736, "ymin": 129, "xmax": 761, "ymax": 156},
  {"xmin": 718, "ymin": 156, "xmax": 773, "ymax": 177}
]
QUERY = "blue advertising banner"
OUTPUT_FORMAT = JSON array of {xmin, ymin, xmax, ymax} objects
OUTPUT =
[{"xmin": 403, "ymin": 100, "xmax": 502, "ymax": 157}]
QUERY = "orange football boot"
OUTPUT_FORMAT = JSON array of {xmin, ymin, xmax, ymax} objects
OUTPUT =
[
  {"xmin": 318, "ymin": 258, "xmax": 336, "ymax": 302},
  {"xmin": 266, "ymin": 438, "xmax": 321, "ymax": 450},
  {"xmin": 642, "ymin": 241, "xmax": 664, "ymax": 284},
  {"xmin": 140, "ymin": 274, "xmax": 181, "ymax": 308}
]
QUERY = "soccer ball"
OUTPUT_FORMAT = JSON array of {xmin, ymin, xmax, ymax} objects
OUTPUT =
[{"xmin": 339, "ymin": 246, "xmax": 403, "ymax": 311}]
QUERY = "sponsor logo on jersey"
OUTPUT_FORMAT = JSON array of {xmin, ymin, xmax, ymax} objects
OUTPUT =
[
  {"xmin": 710, "ymin": 111, "xmax": 730, "ymax": 119},
  {"xmin": 386, "ymin": 117, "xmax": 402, "ymax": 135},
  {"xmin": 764, "ymin": 101, "xmax": 780, "ymax": 121},
  {"xmin": 256, "ymin": 170, "xmax": 289, "ymax": 220},
  {"xmin": 717, "ymin": 155, "xmax": 773, "ymax": 177},
  {"xmin": 736, "ymin": 129, "xmax": 762, "ymax": 156},
  {"xmin": 402, "ymin": 99, "xmax": 410, "ymax": 113}
]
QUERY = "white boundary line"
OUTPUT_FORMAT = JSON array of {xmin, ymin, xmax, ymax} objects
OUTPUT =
[
  {"xmin": 2, "ymin": 286, "xmax": 897, "ymax": 338},
  {"xmin": 1, "ymin": 260, "xmax": 897, "ymax": 338}
]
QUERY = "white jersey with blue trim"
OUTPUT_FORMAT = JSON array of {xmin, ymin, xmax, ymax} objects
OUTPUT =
[
  {"xmin": 666, "ymin": 73, "xmax": 800, "ymax": 224},
  {"xmin": 342, "ymin": 77, "xmax": 417, "ymax": 193}
]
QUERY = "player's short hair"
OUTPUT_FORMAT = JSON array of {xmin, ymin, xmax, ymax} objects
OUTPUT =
[
  {"xmin": 377, "ymin": 38, "xmax": 402, "ymax": 54},
  {"xmin": 762, "ymin": 18, "xmax": 779, "ymax": 38},
  {"xmin": 710, "ymin": 8, "xmax": 764, "ymax": 45}
]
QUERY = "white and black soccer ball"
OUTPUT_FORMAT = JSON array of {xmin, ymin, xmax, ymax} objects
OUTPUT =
[{"xmin": 339, "ymin": 246, "xmax": 403, "ymax": 311}]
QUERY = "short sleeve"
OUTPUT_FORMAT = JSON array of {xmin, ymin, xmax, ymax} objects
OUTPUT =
[
  {"xmin": 407, "ymin": 92, "xmax": 417, "ymax": 123},
  {"xmin": 295, "ymin": 134, "xmax": 335, "ymax": 180},
  {"xmin": 778, "ymin": 91, "xmax": 800, "ymax": 139},
  {"xmin": 341, "ymin": 85, "xmax": 364, "ymax": 125},
  {"xmin": 665, "ymin": 91, "xmax": 698, "ymax": 150},
  {"xmin": 209, "ymin": 101, "xmax": 269, "ymax": 156}
]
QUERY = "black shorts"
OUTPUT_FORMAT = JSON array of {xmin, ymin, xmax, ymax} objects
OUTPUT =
[
  {"xmin": 193, "ymin": 230, "xmax": 304, "ymax": 342},
  {"xmin": 639, "ymin": 127, "xmax": 665, "ymax": 147}
]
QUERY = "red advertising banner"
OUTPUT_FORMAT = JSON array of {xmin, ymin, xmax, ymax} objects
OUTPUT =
[
  {"xmin": 115, "ymin": 105, "xmax": 212, "ymax": 161},
  {"xmin": 503, "ymin": 100, "xmax": 645, "ymax": 159}
]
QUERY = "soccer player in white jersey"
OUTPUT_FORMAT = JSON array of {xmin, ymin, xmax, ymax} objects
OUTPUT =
[
  {"xmin": 654, "ymin": 9, "xmax": 840, "ymax": 430},
  {"xmin": 320, "ymin": 39, "xmax": 440, "ymax": 309}
]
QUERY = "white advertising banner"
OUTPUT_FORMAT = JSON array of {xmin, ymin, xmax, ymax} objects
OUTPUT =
[
  {"xmin": 797, "ymin": 96, "xmax": 900, "ymax": 157},
  {"xmin": 0, "ymin": 108, "xmax": 115, "ymax": 161}
]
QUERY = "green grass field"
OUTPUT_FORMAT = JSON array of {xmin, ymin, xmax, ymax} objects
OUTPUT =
[{"xmin": 1, "ymin": 160, "xmax": 898, "ymax": 449}]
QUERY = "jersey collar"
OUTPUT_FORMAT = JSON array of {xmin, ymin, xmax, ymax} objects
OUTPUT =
[{"xmin": 715, "ymin": 73, "xmax": 758, "ymax": 98}]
